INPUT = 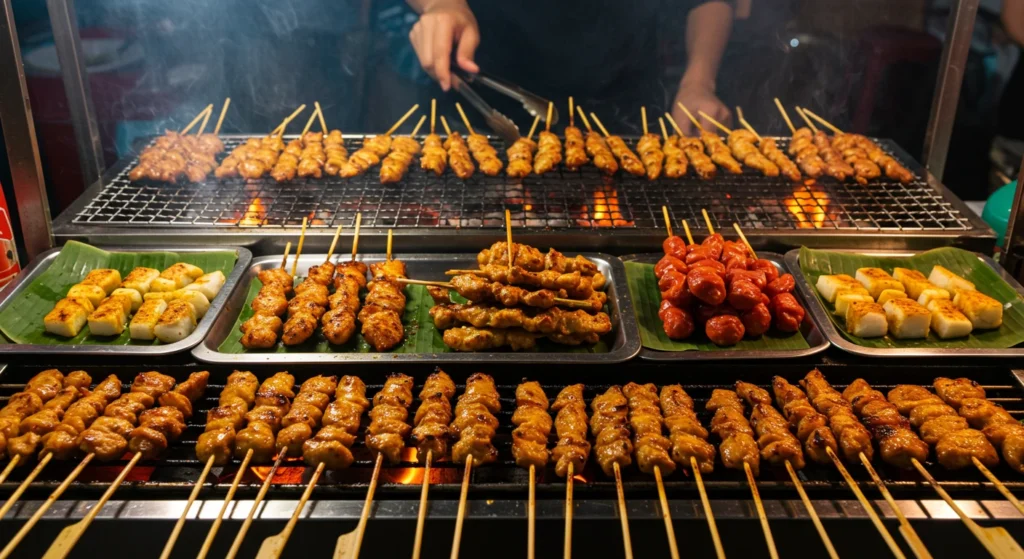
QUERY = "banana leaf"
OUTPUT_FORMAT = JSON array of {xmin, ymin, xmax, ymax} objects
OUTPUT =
[
  {"xmin": 797, "ymin": 246, "xmax": 1024, "ymax": 348},
  {"xmin": 624, "ymin": 261, "xmax": 810, "ymax": 352},
  {"xmin": 0, "ymin": 241, "xmax": 238, "ymax": 345}
]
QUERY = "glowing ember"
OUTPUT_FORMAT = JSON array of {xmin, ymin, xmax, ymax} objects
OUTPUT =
[
  {"xmin": 784, "ymin": 185, "xmax": 830, "ymax": 229},
  {"xmin": 240, "ymin": 197, "xmax": 267, "ymax": 226},
  {"xmin": 582, "ymin": 187, "xmax": 633, "ymax": 227}
]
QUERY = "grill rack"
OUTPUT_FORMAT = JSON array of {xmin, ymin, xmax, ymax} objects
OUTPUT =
[
  {"xmin": 51, "ymin": 136, "xmax": 994, "ymax": 253},
  {"xmin": 2, "ymin": 364, "xmax": 1023, "ymax": 502}
]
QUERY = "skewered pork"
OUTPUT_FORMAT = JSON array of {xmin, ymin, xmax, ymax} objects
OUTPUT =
[
  {"xmin": 584, "ymin": 130, "xmax": 618, "ymax": 175},
  {"xmin": 623, "ymin": 383, "xmax": 674, "ymax": 475},
  {"xmin": 551, "ymin": 384, "xmax": 591, "ymax": 477},
  {"xmin": 637, "ymin": 133, "xmax": 665, "ymax": 180},
  {"xmin": 323, "ymin": 130, "xmax": 349, "ymax": 176},
  {"xmin": 467, "ymin": 133, "xmax": 503, "ymax": 176},
  {"xmin": 605, "ymin": 135, "xmax": 645, "ymax": 176},
  {"xmin": 707, "ymin": 388, "xmax": 760, "ymax": 476},
  {"xmin": 276, "ymin": 375, "xmax": 338, "ymax": 456},
  {"xmin": 411, "ymin": 370, "xmax": 456, "ymax": 461},
  {"xmin": 451, "ymin": 373, "xmax": 501, "ymax": 465},
  {"xmin": 421, "ymin": 133, "xmax": 447, "ymax": 176},
  {"xmin": 340, "ymin": 135, "xmax": 392, "ymax": 178},
  {"xmin": 78, "ymin": 371, "xmax": 176, "ymax": 461},
  {"xmin": 700, "ymin": 132, "xmax": 742, "ymax": 175},
  {"xmin": 430, "ymin": 303, "xmax": 612, "ymax": 336},
  {"xmin": 931, "ymin": 378, "xmax": 1023, "ymax": 472},
  {"xmin": 726, "ymin": 130, "xmax": 778, "ymax": 177},
  {"xmin": 445, "ymin": 132, "xmax": 475, "ymax": 179},
  {"xmin": 887, "ymin": 383, "xmax": 998, "ymax": 470},
  {"xmin": 841, "ymin": 378, "xmax": 929, "ymax": 469},
  {"xmin": 358, "ymin": 259, "xmax": 407, "ymax": 351},
  {"xmin": 771, "ymin": 376, "xmax": 837, "ymax": 464},
  {"xmin": 235, "ymin": 372, "xmax": 295, "ymax": 462},
  {"xmin": 304, "ymin": 375, "xmax": 370, "ymax": 469},
  {"xmin": 322, "ymin": 261, "xmax": 368, "ymax": 346},
  {"xmin": 511, "ymin": 381, "xmax": 552, "ymax": 469},
  {"xmin": 660, "ymin": 385, "xmax": 715, "ymax": 473},
  {"xmin": 381, "ymin": 134, "xmax": 423, "ymax": 183},
  {"xmin": 590, "ymin": 386, "xmax": 633, "ymax": 476},
  {"xmin": 366, "ymin": 374, "xmax": 414, "ymax": 464},
  {"xmin": 533, "ymin": 131, "xmax": 563, "ymax": 175},
  {"xmin": 736, "ymin": 381, "xmax": 805, "ymax": 468},
  {"xmin": 679, "ymin": 137, "xmax": 716, "ymax": 179},
  {"xmin": 196, "ymin": 370, "xmax": 259, "ymax": 465},
  {"xmin": 506, "ymin": 136, "xmax": 537, "ymax": 178},
  {"xmin": 564, "ymin": 125, "xmax": 589, "ymax": 171},
  {"xmin": 800, "ymin": 370, "xmax": 874, "ymax": 463},
  {"xmin": 662, "ymin": 136, "xmax": 688, "ymax": 178}
]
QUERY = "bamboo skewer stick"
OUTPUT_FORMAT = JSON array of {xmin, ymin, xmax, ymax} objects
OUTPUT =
[
  {"xmin": 292, "ymin": 217, "xmax": 309, "ymax": 276},
  {"xmin": 301, "ymin": 107, "xmax": 320, "ymax": 137},
  {"xmin": 546, "ymin": 102, "xmax": 554, "ymax": 132},
  {"xmin": 197, "ymin": 449, "xmax": 255, "ymax": 559},
  {"xmin": 412, "ymin": 450, "xmax": 433, "ymax": 559},
  {"xmin": 0, "ymin": 453, "xmax": 51, "ymax": 519},
  {"xmin": 351, "ymin": 213, "xmax": 362, "ymax": 262},
  {"xmin": 272, "ymin": 104, "xmax": 308, "ymax": 137},
  {"xmin": 505, "ymin": 209, "xmax": 514, "ymax": 270},
  {"xmin": 326, "ymin": 224, "xmax": 344, "ymax": 263},
  {"xmin": 197, "ymin": 109, "xmax": 212, "ymax": 136},
  {"xmin": 665, "ymin": 113, "xmax": 685, "ymax": 137},
  {"xmin": 745, "ymin": 461, "xmax": 779, "ymax": 559},
  {"xmin": 774, "ymin": 98, "xmax": 797, "ymax": 135},
  {"xmin": 431, "ymin": 99, "xmax": 437, "ymax": 135},
  {"xmin": 785, "ymin": 460, "xmax": 839, "ymax": 559},
  {"xmin": 224, "ymin": 449, "xmax": 288, "ymax": 559},
  {"xmin": 681, "ymin": 219, "xmax": 695, "ymax": 245},
  {"xmin": 691, "ymin": 457, "xmax": 725, "ymax": 559},
  {"xmin": 564, "ymin": 462, "xmax": 575, "ymax": 559},
  {"xmin": 642, "ymin": 106, "xmax": 649, "ymax": 136},
  {"xmin": 214, "ymin": 98, "xmax": 231, "ymax": 135},
  {"xmin": 589, "ymin": 113, "xmax": 612, "ymax": 138},
  {"xmin": 386, "ymin": 104, "xmax": 421, "ymax": 136},
  {"xmin": 335, "ymin": 452, "xmax": 384, "ymax": 559},
  {"xmin": 859, "ymin": 453, "xmax": 933, "ymax": 559},
  {"xmin": 613, "ymin": 461, "xmax": 634, "ymax": 559},
  {"xmin": 569, "ymin": 96, "xmax": 576, "ymax": 128},
  {"xmin": 158, "ymin": 455, "xmax": 216, "ymax": 559},
  {"xmin": 0, "ymin": 453, "xmax": 95, "ymax": 559},
  {"xmin": 0, "ymin": 456, "xmax": 18, "ymax": 484},
  {"xmin": 394, "ymin": 278, "xmax": 597, "ymax": 309},
  {"xmin": 316, "ymin": 101, "xmax": 328, "ymax": 133},
  {"xmin": 41, "ymin": 452, "xmax": 144, "ymax": 559},
  {"xmin": 527, "ymin": 115, "xmax": 541, "ymax": 140},
  {"xmin": 440, "ymin": 116, "xmax": 453, "ymax": 136},
  {"xmin": 795, "ymin": 107, "xmax": 819, "ymax": 134},
  {"xmin": 659, "ymin": 117, "xmax": 669, "ymax": 141},
  {"xmin": 802, "ymin": 108, "xmax": 844, "ymax": 135},
  {"xmin": 826, "ymin": 448, "xmax": 907, "ymax": 559},
  {"xmin": 255, "ymin": 462, "xmax": 328, "ymax": 559},
  {"xmin": 528, "ymin": 464, "xmax": 537, "ymax": 559},
  {"xmin": 733, "ymin": 222, "xmax": 758, "ymax": 259},
  {"xmin": 386, "ymin": 229, "xmax": 394, "ymax": 262},
  {"xmin": 280, "ymin": 241, "xmax": 292, "ymax": 270},
  {"xmin": 737, "ymin": 112, "xmax": 763, "ymax": 141},
  {"xmin": 450, "ymin": 455, "xmax": 474, "ymax": 559},
  {"xmin": 411, "ymin": 115, "xmax": 427, "ymax": 137},
  {"xmin": 698, "ymin": 110, "xmax": 732, "ymax": 135},
  {"xmin": 576, "ymin": 107, "xmax": 592, "ymax": 132},
  {"xmin": 181, "ymin": 104, "xmax": 214, "ymax": 134},
  {"xmin": 455, "ymin": 102, "xmax": 475, "ymax": 135},
  {"xmin": 972, "ymin": 457, "xmax": 1024, "ymax": 516},
  {"xmin": 676, "ymin": 103, "xmax": 705, "ymax": 133},
  {"xmin": 662, "ymin": 206, "xmax": 674, "ymax": 238},
  {"xmin": 702, "ymin": 208, "xmax": 716, "ymax": 235},
  {"xmin": 654, "ymin": 465, "xmax": 681, "ymax": 559}
]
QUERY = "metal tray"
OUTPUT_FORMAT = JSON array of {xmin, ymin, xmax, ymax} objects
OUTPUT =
[
  {"xmin": 191, "ymin": 252, "xmax": 641, "ymax": 364},
  {"xmin": 785, "ymin": 248, "xmax": 1024, "ymax": 358},
  {"xmin": 620, "ymin": 252, "xmax": 830, "ymax": 361},
  {"xmin": 0, "ymin": 245, "xmax": 251, "ymax": 355}
]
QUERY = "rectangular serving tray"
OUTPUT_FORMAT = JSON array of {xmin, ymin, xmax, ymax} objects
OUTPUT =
[
  {"xmin": 620, "ymin": 252, "xmax": 830, "ymax": 361},
  {"xmin": 785, "ymin": 248, "xmax": 1024, "ymax": 357},
  {"xmin": 191, "ymin": 252, "xmax": 641, "ymax": 364},
  {"xmin": 0, "ymin": 245, "xmax": 252, "ymax": 355}
]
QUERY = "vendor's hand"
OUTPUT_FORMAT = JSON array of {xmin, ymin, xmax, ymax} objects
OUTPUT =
[
  {"xmin": 671, "ymin": 81, "xmax": 731, "ymax": 136},
  {"xmin": 409, "ymin": 0, "xmax": 480, "ymax": 91}
]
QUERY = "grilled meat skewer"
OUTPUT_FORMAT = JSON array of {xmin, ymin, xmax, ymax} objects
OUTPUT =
[
  {"xmin": 358, "ymin": 258, "xmax": 408, "ymax": 351},
  {"xmin": 933, "ymin": 377, "xmax": 1024, "ymax": 473},
  {"xmin": 623, "ymin": 383, "xmax": 674, "ymax": 475},
  {"xmin": 660, "ymin": 385, "xmax": 715, "ymax": 473},
  {"xmin": 726, "ymin": 130, "xmax": 778, "ymax": 177},
  {"xmin": 706, "ymin": 388, "xmax": 760, "ymax": 476},
  {"xmin": 196, "ymin": 370, "xmax": 260, "ymax": 465},
  {"xmin": 590, "ymin": 386, "xmax": 633, "ymax": 476},
  {"xmin": 429, "ymin": 303, "xmax": 612, "ymax": 336},
  {"xmin": 322, "ymin": 261, "xmax": 368, "ymax": 346},
  {"xmin": 39, "ymin": 375, "xmax": 123, "ymax": 460},
  {"xmin": 841, "ymin": 377, "xmax": 929, "ymax": 469},
  {"xmin": 451, "ymin": 373, "xmax": 501, "ymax": 465},
  {"xmin": 367, "ymin": 374, "xmax": 415, "ymax": 464},
  {"xmin": 551, "ymin": 384, "xmax": 591, "ymax": 477},
  {"xmin": 6, "ymin": 371, "xmax": 90, "ymax": 462},
  {"xmin": 441, "ymin": 326, "xmax": 599, "ymax": 351},
  {"xmin": 304, "ymin": 375, "xmax": 370, "ymax": 469},
  {"xmin": 800, "ymin": 369, "xmax": 874, "ymax": 463},
  {"xmin": 275, "ymin": 375, "xmax": 338, "ymax": 457},
  {"xmin": 736, "ymin": 381, "xmax": 806, "ymax": 469},
  {"xmin": 127, "ymin": 371, "xmax": 208, "ymax": 460},
  {"xmin": 887, "ymin": 384, "xmax": 998, "ymax": 470},
  {"xmin": 235, "ymin": 372, "xmax": 295, "ymax": 463},
  {"xmin": 771, "ymin": 376, "xmax": 838, "ymax": 464},
  {"xmin": 512, "ymin": 381, "xmax": 552, "ymax": 469},
  {"xmin": 77, "ymin": 371, "xmax": 177, "ymax": 461},
  {"xmin": 411, "ymin": 370, "xmax": 456, "ymax": 461}
]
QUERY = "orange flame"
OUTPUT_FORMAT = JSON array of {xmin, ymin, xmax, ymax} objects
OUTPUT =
[
  {"xmin": 583, "ymin": 186, "xmax": 633, "ymax": 227},
  {"xmin": 240, "ymin": 197, "xmax": 267, "ymax": 226},
  {"xmin": 784, "ymin": 184, "xmax": 830, "ymax": 229}
]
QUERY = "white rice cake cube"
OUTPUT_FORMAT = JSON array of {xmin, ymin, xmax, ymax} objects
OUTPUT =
[
  {"xmin": 67, "ymin": 284, "xmax": 106, "ymax": 308},
  {"xmin": 816, "ymin": 274, "xmax": 862, "ymax": 303},
  {"xmin": 44, "ymin": 299, "xmax": 89, "ymax": 337},
  {"xmin": 154, "ymin": 299, "xmax": 197, "ymax": 343},
  {"xmin": 159, "ymin": 263, "xmax": 203, "ymax": 289},
  {"xmin": 87, "ymin": 299, "xmax": 127, "ymax": 337},
  {"xmin": 120, "ymin": 267, "xmax": 160, "ymax": 295},
  {"xmin": 883, "ymin": 298, "xmax": 931, "ymax": 339},
  {"xmin": 80, "ymin": 269, "xmax": 121, "ymax": 295},
  {"xmin": 175, "ymin": 290, "xmax": 210, "ymax": 318},
  {"xmin": 855, "ymin": 268, "xmax": 905, "ymax": 299},
  {"xmin": 144, "ymin": 290, "xmax": 181, "ymax": 302},
  {"xmin": 917, "ymin": 287, "xmax": 951, "ymax": 308},
  {"xmin": 129, "ymin": 299, "xmax": 167, "ymax": 340},
  {"xmin": 877, "ymin": 289, "xmax": 908, "ymax": 306},
  {"xmin": 845, "ymin": 301, "xmax": 888, "ymax": 338},
  {"xmin": 63, "ymin": 294, "xmax": 94, "ymax": 314},
  {"xmin": 893, "ymin": 267, "xmax": 934, "ymax": 299},
  {"xmin": 929, "ymin": 265, "xmax": 975, "ymax": 294},
  {"xmin": 834, "ymin": 292, "xmax": 875, "ymax": 316},
  {"xmin": 927, "ymin": 299, "xmax": 973, "ymax": 339},
  {"xmin": 953, "ymin": 290, "xmax": 1003, "ymax": 329},
  {"xmin": 150, "ymin": 277, "xmax": 178, "ymax": 293},
  {"xmin": 183, "ymin": 271, "xmax": 226, "ymax": 301},
  {"xmin": 110, "ymin": 288, "xmax": 142, "ymax": 312}
]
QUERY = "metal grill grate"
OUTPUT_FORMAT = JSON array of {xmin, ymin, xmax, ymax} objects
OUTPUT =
[{"xmin": 69, "ymin": 136, "xmax": 973, "ymax": 233}]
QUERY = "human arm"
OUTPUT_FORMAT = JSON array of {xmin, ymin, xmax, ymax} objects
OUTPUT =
[
  {"xmin": 1005, "ymin": 0, "xmax": 1024, "ymax": 47},
  {"xmin": 671, "ymin": 1, "xmax": 733, "ymax": 135},
  {"xmin": 407, "ymin": 0, "xmax": 481, "ymax": 91}
]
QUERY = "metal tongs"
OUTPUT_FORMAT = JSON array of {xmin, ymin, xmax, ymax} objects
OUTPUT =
[{"xmin": 451, "ymin": 71, "xmax": 558, "ymax": 144}]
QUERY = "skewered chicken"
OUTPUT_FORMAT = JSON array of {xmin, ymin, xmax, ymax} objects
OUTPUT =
[
  {"xmin": 700, "ymin": 132, "xmax": 742, "ymax": 175},
  {"xmin": 453, "ymin": 265, "xmax": 604, "ymax": 295},
  {"xmin": 679, "ymin": 137, "xmax": 716, "ymax": 179},
  {"xmin": 727, "ymin": 130, "xmax": 778, "ymax": 177},
  {"xmin": 358, "ymin": 259, "xmax": 407, "ymax": 351},
  {"xmin": 930, "ymin": 378, "xmax": 1023, "ymax": 472},
  {"xmin": 637, "ymin": 133, "xmax": 665, "ymax": 180},
  {"xmin": 511, "ymin": 381, "xmax": 552, "ymax": 469},
  {"xmin": 323, "ymin": 130, "xmax": 348, "ymax": 176},
  {"xmin": 196, "ymin": 370, "xmax": 259, "ymax": 465},
  {"xmin": 623, "ymin": 383, "xmax": 674, "ymax": 475},
  {"xmin": 78, "ymin": 371, "xmax": 176, "ymax": 461},
  {"xmin": 298, "ymin": 131, "xmax": 326, "ymax": 179},
  {"xmin": 451, "ymin": 373, "xmax": 501, "ymax": 465},
  {"xmin": 605, "ymin": 135, "xmax": 645, "ymax": 176},
  {"xmin": 841, "ymin": 378, "xmax": 929, "ymax": 469},
  {"xmin": 533, "ymin": 131, "xmax": 563, "ymax": 175},
  {"xmin": 590, "ymin": 386, "xmax": 633, "ymax": 476},
  {"xmin": 442, "ymin": 326, "xmax": 598, "ymax": 350},
  {"xmin": 322, "ymin": 261, "xmax": 368, "ymax": 346},
  {"xmin": 660, "ymin": 385, "xmax": 715, "ymax": 473},
  {"xmin": 828, "ymin": 134, "xmax": 880, "ymax": 185},
  {"xmin": 707, "ymin": 388, "xmax": 760, "ymax": 476},
  {"xmin": 771, "ymin": 376, "xmax": 837, "ymax": 464},
  {"xmin": 584, "ymin": 130, "xmax": 618, "ymax": 175},
  {"xmin": 887, "ymin": 383, "xmax": 998, "ymax": 470},
  {"xmin": 736, "ymin": 381, "xmax": 806, "ymax": 468},
  {"xmin": 759, "ymin": 137, "xmax": 801, "ymax": 182},
  {"xmin": 662, "ymin": 136, "xmax": 688, "ymax": 178},
  {"xmin": 241, "ymin": 266, "xmax": 294, "ymax": 349},
  {"xmin": 551, "ymin": 384, "xmax": 591, "ymax": 478},
  {"xmin": 276, "ymin": 375, "xmax": 338, "ymax": 456},
  {"xmin": 340, "ymin": 135, "xmax": 392, "ymax": 178},
  {"xmin": 130, "ymin": 131, "xmax": 223, "ymax": 183},
  {"xmin": 445, "ymin": 132, "xmax": 475, "ymax": 179},
  {"xmin": 444, "ymin": 274, "xmax": 605, "ymax": 311},
  {"xmin": 832, "ymin": 133, "xmax": 914, "ymax": 183},
  {"xmin": 304, "ymin": 375, "xmax": 370, "ymax": 469},
  {"xmin": 411, "ymin": 369, "xmax": 456, "ymax": 461},
  {"xmin": 381, "ymin": 134, "xmax": 423, "ymax": 183},
  {"xmin": 282, "ymin": 260, "xmax": 334, "ymax": 346},
  {"xmin": 235, "ymin": 372, "xmax": 295, "ymax": 462},
  {"xmin": 366, "ymin": 374, "xmax": 414, "ymax": 464},
  {"xmin": 271, "ymin": 138, "xmax": 301, "ymax": 182},
  {"xmin": 430, "ymin": 303, "xmax": 612, "ymax": 337},
  {"xmin": 128, "ymin": 371, "xmax": 208, "ymax": 459},
  {"xmin": 812, "ymin": 131, "xmax": 854, "ymax": 182},
  {"xmin": 466, "ymin": 133, "xmax": 503, "ymax": 176},
  {"xmin": 478, "ymin": 243, "xmax": 600, "ymax": 277},
  {"xmin": 506, "ymin": 135, "xmax": 537, "ymax": 178},
  {"xmin": 421, "ymin": 133, "xmax": 447, "ymax": 176},
  {"xmin": 564, "ymin": 125, "xmax": 589, "ymax": 171},
  {"xmin": 800, "ymin": 369, "xmax": 874, "ymax": 463},
  {"xmin": 38, "ymin": 375, "xmax": 122, "ymax": 460},
  {"xmin": 6, "ymin": 372, "xmax": 90, "ymax": 462}
]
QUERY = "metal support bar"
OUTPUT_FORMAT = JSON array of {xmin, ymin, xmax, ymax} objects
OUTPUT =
[
  {"xmin": 1002, "ymin": 155, "xmax": 1024, "ymax": 280},
  {"xmin": 46, "ymin": 0, "xmax": 104, "ymax": 188},
  {"xmin": 0, "ymin": 0, "xmax": 53, "ymax": 258},
  {"xmin": 922, "ymin": 0, "xmax": 979, "ymax": 181}
]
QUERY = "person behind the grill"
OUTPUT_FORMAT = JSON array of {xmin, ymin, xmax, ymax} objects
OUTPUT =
[{"xmin": 405, "ymin": 0, "xmax": 733, "ymax": 134}]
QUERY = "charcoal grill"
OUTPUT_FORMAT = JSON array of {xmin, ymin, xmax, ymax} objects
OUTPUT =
[
  {"xmin": 51, "ymin": 136, "xmax": 995, "ymax": 256},
  {"xmin": 2, "ymin": 361, "xmax": 1024, "ymax": 558}
]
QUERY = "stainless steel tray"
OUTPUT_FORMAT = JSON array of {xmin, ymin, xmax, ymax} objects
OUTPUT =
[
  {"xmin": 0, "ymin": 245, "xmax": 251, "ymax": 355},
  {"xmin": 785, "ymin": 248, "xmax": 1024, "ymax": 358},
  {"xmin": 192, "ymin": 252, "xmax": 641, "ymax": 364},
  {"xmin": 620, "ymin": 252, "xmax": 830, "ymax": 361}
]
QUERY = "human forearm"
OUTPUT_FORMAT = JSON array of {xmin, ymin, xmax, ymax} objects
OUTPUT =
[
  {"xmin": 681, "ymin": 1, "xmax": 733, "ymax": 89},
  {"xmin": 1004, "ymin": 0, "xmax": 1024, "ymax": 47},
  {"xmin": 406, "ymin": 0, "xmax": 467, "ymax": 15}
]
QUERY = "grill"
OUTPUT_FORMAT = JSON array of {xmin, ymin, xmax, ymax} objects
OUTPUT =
[{"xmin": 51, "ymin": 136, "xmax": 994, "ymax": 253}]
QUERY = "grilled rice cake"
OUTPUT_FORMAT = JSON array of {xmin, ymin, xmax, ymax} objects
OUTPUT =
[
  {"xmin": 121, "ymin": 267, "xmax": 160, "ymax": 295},
  {"xmin": 917, "ymin": 287, "xmax": 951, "ymax": 308},
  {"xmin": 87, "ymin": 299, "xmax": 127, "ymax": 336},
  {"xmin": 882, "ymin": 298, "xmax": 931, "ymax": 339},
  {"xmin": 953, "ymin": 290, "xmax": 1002, "ymax": 329},
  {"xmin": 929, "ymin": 265, "xmax": 975, "ymax": 294},
  {"xmin": 67, "ymin": 284, "xmax": 105, "ymax": 308},
  {"xmin": 877, "ymin": 288, "xmax": 908, "ymax": 306},
  {"xmin": 110, "ymin": 288, "xmax": 142, "ymax": 312},
  {"xmin": 855, "ymin": 268, "xmax": 905, "ymax": 299},
  {"xmin": 845, "ymin": 301, "xmax": 887, "ymax": 338},
  {"xmin": 816, "ymin": 274, "xmax": 863, "ymax": 303},
  {"xmin": 80, "ymin": 269, "xmax": 121, "ymax": 295},
  {"xmin": 834, "ymin": 292, "xmax": 874, "ymax": 317},
  {"xmin": 130, "ymin": 299, "xmax": 168, "ymax": 341},
  {"xmin": 893, "ymin": 267, "xmax": 933, "ymax": 300},
  {"xmin": 927, "ymin": 299, "xmax": 973, "ymax": 339},
  {"xmin": 44, "ymin": 299, "xmax": 89, "ymax": 337},
  {"xmin": 183, "ymin": 271, "xmax": 225, "ymax": 301},
  {"xmin": 154, "ymin": 299, "xmax": 197, "ymax": 343}
]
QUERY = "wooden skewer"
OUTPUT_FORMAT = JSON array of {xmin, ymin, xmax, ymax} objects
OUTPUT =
[
  {"xmin": 529, "ymin": 464, "xmax": 537, "ymax": 559},
  {"xmin": 197, "ymin": 449, "xmax": 255, "ymax": 559},
  {"xmin": 665, "ymin": 113, "xmax": 685, "ymax": 137},
  {"xmin": 412, "ymin": 450, "xmax": 433, "ymax": 559},
  {"xmin": 0, "ymin": 455, "xmax": 19, "ymax": 484},
  {"xmin": 676, "ymin": 103, "xmax": 704, "ymax": 133},
  {"xmin": 641, "ymin": 107, "xmax": 649, "ymax": 136},
  {"xmin": 255, "ymin": 462, "xmax": 327, "ymax": 559},
  {"xmin": 440, "ymin": 115, "xmax": 453, "ymax": 136},
  {"xmin": 505, "ymin": 209, "xmax": 514, "ymax": 269},
  {"xmin": 273, "ymin": 104, "xmax": 308, "ymax": 137},
  {"xmin": 411, "ymin": 115, "xmax": 427, "ymax": 136},
  {"xmin": 181, "ymin": 104, "xmax": 213, "ymax": 134},
  {"xmin": 802, "ymin": 108, "xmax": 843, "ymax": 135},
  {"xmin": 545, "ymin": 101, "xmax": 554, "ymax": 132},
  {"xmin": 455, "ymin": 102, "xmax": 475, "ymax": 135},
  {"xmin": 41, "ymin": 452, "xmax": 143, "ymax": 559},
  {"xmin": 224, "ymin": 449, "xmax": 288, "ymax": 559},
  {"xmin": 737, "ymin": 114, "xmax": 763, "ymax": 141},
  {"xmin": 732, "ymin": 222, "xmax": 758, "ymax": 259},
  {"xmin": 654, "ymin": 465, "xmax": 680, "ymax": 559},
  {"xmin": 564, "ymin": 462, "xmax": 574, "ymax": 559},
  {"xmin": 280, "ymin": 241, "xmax": 292, "ymax": 270},
  {"xmin": 351, "ymin": 213, "xmax": 362, "ymax": 262},
  {"xmin": 698, "ymin": 110, "xmax": 732, "ymax": 134},
  {"xmin": 702, "ymin": 208, "xmax": 715, "ymax": 235},
  {"xmin": 0, "ymin": 453, "xmax": 51, "ymax": 519},
  {"xmin": 527, "ymin": 115, "xmax": 541, "ymax": 140},
  {"xmin": 973, "ymin": 456, "xmax": 1024, "ymax": 516},
  {"xmin": 662, "ymin": 206, "xmax": 674, "ymax": 238},
  {"xmin": 795, "ymin": 107, "xmax": 819, "ymax": 134},
  {"xmin": 859, "ymin": 453, "xmax": 933, "ymax": 559},
  {"xmin": 785, "ymin": 460, "xmax": 839, "ymax": 559},
  {"xmin": 316, "ymin": 101, "xmax": 328, "ymax": 133},
  {"xmin": 826, "ymin": 448, "xmax": 907, "ymax": 559},
  {"xmin": 158, "ymin": 455, "xmax": 216, "ymax": 559},
  {"xmin": 431, "ymin": 99, "xmax": 437, "ymax": 135},
  {"xmin": 681, "ymin": 219, "xmax": 695, "ymax": 245},
  {"xmin": 326, "ymin": 224, "xmax": 344, "ymax": 263},
  {"xmin": 735, "ymin": 106, "xmax": 745, "ymax": 123},
  {"xmin": 334, "ymin": 453, "xmax": 385, "ymax": 559},
  {"xmin": 292, "ymin": 217, "xmax": 309, "ymax": 276},
  {"xmin": 0, "ymin": 453, "xmax": 95, "ymax": 559},
  {"xmin": 569, "ymin": 96, "xmax": 575, "ymax": 128},
  {"xmin": 197, "ymin": 108, "xmax": 212, "ymax": 136},
  {"xmin": 450, "ymin": 455, "xmax": 474, "ymax": 559},
  {"xmin": 576, "ymin": 107, "xmax": 592, "ymax": 132},
  {"xmin": 612, "ymin": 461, "xmax": 634, "ymax": 559},
  {"xmin": 691, "ymin": 457, "xmax": 725, "ymax": 559},
  {"xmin": 395, "ymin": 278, "xmax": 596, "ymax": 309},
  {"xmin": 588, "ymin": 113, "xmax": 612, "ymax": 138},
  {"xmin": 659, "ymin": 117, "xmax": 669, "ymax": 142},
  {"xmin": 386, "ymin": 104, "xmax": 421, "ymax": 136},
  {"xmin": 910, "ymin": 458, "xmax": 1024, "ymax": 558},
  {"xmin": 745, "ymin": 461, "xmax": 779, "ymax": 559},
  {"xmin": 386, "ymin": 228, "xmax": 394, "ymax": 262},
  {"xmin": 774, "ymin": 98, "xmax": 797, "ymax": 135},
  {"xmin": 301, "ymin": 107, "xmax": 321, "ymax": 137},
  {"xmin": 214, "ymin": 98, "xmax": 231, "ymax": 135}
]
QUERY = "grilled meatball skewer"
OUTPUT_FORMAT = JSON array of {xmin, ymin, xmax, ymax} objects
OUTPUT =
[
  {"xmin": 196, "ymin": 370, "xmax": 260, "ymax": 465},
  {"xmin": 1, "ymin": 370, "xmax": 79, "ymax": 465},
  {"xmin": 800, "ymin": 369, "xmax": 874, "ymax": 463},
  {"xmin": 707, "ymin": 388, "xmax": 760, "ymax": 476},
  {"xmin": 772, "ymin": 376, "xmax": 838, "ymax": 464},
  {"xmin": 736, "ymin": 381, "xmax": 806, "ymax": 469},
  {"xmin": 234, "ymin": 372, "xmax": 296, "ymax": 463},
  {"xmin": 128, "ymin": 371, "xmax": 209, "ymax": 460},
  {"xmin": 275, "ymin": 375, "xmax": 338, "ymax": 457},
  {"xmin": 842, "ymin": 378, "xmax": 930, "ymax": 469},
  {"xmin": 304, "ymin": 375, "xmax": 371, "ymax": 469},
  {"xmin": 934, "ymin": 377, "xmax": 1024, "ymax": 473},
  {"xmin": 37, "ymin": 375, "xmax": 122, "ymax": 461},
  {"xmin": 367, "ymin": 374, "xmax": 415, "ymax": 465},
  {"xmin": 660, "ymin": 384, "xmax": 715, "ymax": 473},
  {"xmin": 887, "ymin": 383, "xmax": 998, "ymax": 470}
]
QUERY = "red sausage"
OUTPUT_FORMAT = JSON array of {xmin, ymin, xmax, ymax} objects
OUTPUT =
[
  {"xmin": 660, "ymin": 278, "xmax": 693, "ymax": 308},
  {"xmin": 695, "ymin": 303, "xmax": 738, "ymax": 328},
  {"xmin": 726, "ymin": 269, "xmax": 767, "ymax": 290},
  {"xmin": 724, "ymin": 256, "xmax": 752, "ymax": 271},
  {"xmin": 706, "ymin": 315, "xmax": 745, "ymax": 346},
  {"xmin": 655, "ymin": 255, "xmax": 688, "ymax": 279},
  {"xmin": 721, "ymin": 241, "xmax": 748, "ymax": 263},
  {"xmin": 771, "ymin": 293, "xmax": 805, "ymax": 332},
  {"xmin": 727, "ymin": 280, "xmax": 762, "ymax": 311},
  {"xmin": 687, "ymin": 268, "xmax": 727, "ymax": 306},
  {"xmin": 658, "ymin": 270, "xmax": 686, "ymax": 292},
  {"xmin": 661, "ymin": 306, "xmax": 696, "ymax": 340},
  {"xmin": 658, "ymin": 299, "xmax": 677, "ymax": 321},
  {"xmin": 690, "ymin": 259, "xmax": 726, "ymax": 276},
  {"xmin": 741, "ymin": 303, "xmax": 772, "ymax": 337},
  {"xmin": 765, "ymin": 274, "xmax": 796, "ymax": 297},
  {"xmin": 753, "ymin": 259, "xmax": 780, "ymax": 283},
  {"xmin": 684, "ymin": 246, "xmax": 712, "ymax": 265},
  {"xmin": 662, "ymin": 236, "xmax": 688, "ymax": 261},
  {"xmin": 702, "ymin": 233, "xmax": 725, "ymax": 261}
]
